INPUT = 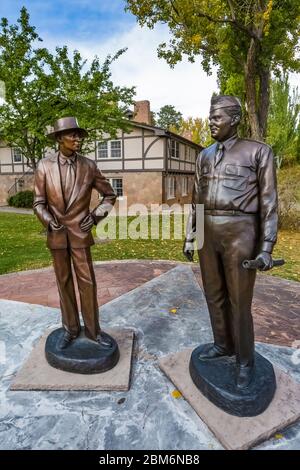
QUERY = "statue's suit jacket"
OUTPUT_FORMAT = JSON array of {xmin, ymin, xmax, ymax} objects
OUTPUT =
[{"xmin": 33, "ymin": 152, "xmax": 117, "ymax": 250}]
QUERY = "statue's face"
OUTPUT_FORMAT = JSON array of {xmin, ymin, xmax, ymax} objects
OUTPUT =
[
  {"xmin": 209, "ymin": 108, "xmax": 236, "ymax": 142},
  {"xmin": 57, "ymin": 130, "xmax": 83, "ymax": 154}
]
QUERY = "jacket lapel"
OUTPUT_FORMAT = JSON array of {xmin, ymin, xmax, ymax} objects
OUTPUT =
[
  {"xmin": 48, "ymin": 152, "xmax": 65, "ymax": 213},
  {"xmin": 65, "ymin": 154, "xmax": 86, "ymax": 212}
]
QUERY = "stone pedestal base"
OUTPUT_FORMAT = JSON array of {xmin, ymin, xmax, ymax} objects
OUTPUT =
[
  {"xmin": 10, "ymin": 328, "xmax": 134, "ymax": 391},
  {"xmin": 159, "ymin": 348, "xmax": 300, "ymax": 450},
  {"xmin": 189, "ymin": 345, "xmax": 276, "ymax": 417},
  {"xmin": 45, "ymin": 328, "xmax": 119, "ymax": 374}
]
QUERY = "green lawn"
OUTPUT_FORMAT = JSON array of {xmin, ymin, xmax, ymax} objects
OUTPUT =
[{"xmin": 0, "ymin": 212, "xmax": 299, "ymax": 282}]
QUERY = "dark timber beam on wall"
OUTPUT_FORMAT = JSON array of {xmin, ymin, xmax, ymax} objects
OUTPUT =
[
  {"xmin": 122, "ymin": 130, "xmax": 125, "ymax": 170},
  {"xmin": 96, "ymin": 157, "xmax": 164, "ymax": 163},
  {"xmin": 11, "ymin": 148, "xmax": 14, "ymax": 175},
  {"xmin": 164, "ymin": 137, "xmax": 167, "ymax": 172},
  {"xmin": 142, "ymin": 128, "xmax": 145, "ymax": 170},
  {"xmin": 143, "ymin": 136, "xmax": 161, "ymax": 159},
  {"xmin": 100, "ymin": 171, "xmax": 186, "ymax": 175}
]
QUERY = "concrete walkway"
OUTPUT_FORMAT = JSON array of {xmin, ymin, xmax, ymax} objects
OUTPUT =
[
  {"xmin": 0, "ymin": 260, "xmax": 299, "ymax": 347},
  {"xmin": 0, "ymin": 206, "xmax": 33, "ymax": 215}
]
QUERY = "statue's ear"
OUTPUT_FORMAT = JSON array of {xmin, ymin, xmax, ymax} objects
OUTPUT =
[{"xmin": 231, "ymin": 114, "xmax": 241, "ymax": 127}]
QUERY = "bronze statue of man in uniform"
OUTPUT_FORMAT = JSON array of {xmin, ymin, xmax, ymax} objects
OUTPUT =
[
  {"xmin": 34, "ymin": 117, "xmax": 117, "ymax": 360},
  {"xmin": 184, "ymin": 96, "xmax": 278, "ymax": 390}
]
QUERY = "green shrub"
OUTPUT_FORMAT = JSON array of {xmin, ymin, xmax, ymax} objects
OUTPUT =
[{"xmin": 8, "ymin": 190, "xmax": 34, "ymax": 208}]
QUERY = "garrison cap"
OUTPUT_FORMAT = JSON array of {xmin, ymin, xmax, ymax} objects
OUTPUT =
[{"xmin": 210, "ymin": 95, "xmax": 242, "ymax": 111}]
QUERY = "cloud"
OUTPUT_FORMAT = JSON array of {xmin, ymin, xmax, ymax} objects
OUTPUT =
[
  {"xmin": 49, "ymin": 23, "xmax": 218, "ymax": 119},
  {"xmin": 108, "ymin": 24, "xmax": 219, "ymax": 118},
  {"xmin": 1, "ymin": 1, "xmax": 298, "ymax": 119},
  {"xmin": 1, "ymin": 1, "xmax": 218, "ymax": 117}
]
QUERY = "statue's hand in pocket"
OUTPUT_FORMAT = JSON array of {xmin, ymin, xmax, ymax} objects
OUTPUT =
[
  {"xmin": 80, "ymin": 213, "xmax": 95, "ymax": 232},
  {"xmin": 49, "ymin": 220, "xmax": 65, "ymax": 232}
]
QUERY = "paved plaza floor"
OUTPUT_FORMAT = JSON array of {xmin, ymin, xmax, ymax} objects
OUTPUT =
[{"xmin": 0, "ymin": 261, "xmax": 299, "ymax": 449}]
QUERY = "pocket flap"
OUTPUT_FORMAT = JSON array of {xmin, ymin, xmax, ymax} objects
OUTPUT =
[{"xmin": 225, "ymin": 164, "xmax": 250, "ymax": 177}]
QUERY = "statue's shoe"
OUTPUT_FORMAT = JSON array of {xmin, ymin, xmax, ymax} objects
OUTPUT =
[
  {"xmin": 57, "ymin": 331, "xmax": 76, "ymax": 350},
  {"xmin": 236, "ymin": 365, "xmax": 255, "ymax": 389},
  {"xmin": 95, "ymin": 332, "xmax": 114, "ymax": 349},
  {"xmin": 198, "ymin": 344, "xmax": 234, "ymax": 360}
]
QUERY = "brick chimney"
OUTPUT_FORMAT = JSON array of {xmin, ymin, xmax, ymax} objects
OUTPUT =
[
  {"xmin": 133, "ymin": 100, "xmax": 152, "ymax": 125},
  {"xmin": 181, "ymin": 129, "xmax": 193, "ymax": 141}
]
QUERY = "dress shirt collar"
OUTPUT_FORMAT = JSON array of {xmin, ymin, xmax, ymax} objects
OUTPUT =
[
  {"xmin": 58, "ymin": 152, "xmax": 77, "ymax": 165},
  {"xmin": 219, "ymin": 133, "xmax": 238, "ymax": 152}
]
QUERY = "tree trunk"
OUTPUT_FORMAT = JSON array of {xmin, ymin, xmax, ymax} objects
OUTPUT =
[
  {"xmin": 258, "ymin": 67, "xmax": 270, "ymax": 140},
  {"xmin": 244, "ymin": 38, "xmax": 262, "ymax": 141},
  {"xmin": 31, "ymin": 159, "xmax": 37, "ymax": 170}
]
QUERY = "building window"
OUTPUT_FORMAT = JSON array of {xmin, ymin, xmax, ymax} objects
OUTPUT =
[
  {"xmin": 170, "ymin": 140, "xmax": 180, "ymax": 159},
  {"xmin": 185, "ymin": 146, "xmax": 189, "ymax": 161},
  {"xmin": 186, "ymin": 147, "xmax": 197, "ymax": 161},
  {"xmin": 182, "ymin": 176, "xmax": 188, "ymax": 196},
  {"xmin": 110, "ymin": 140, "xmax": 121, "ymax": 158},
  {"xmin": 110, "ymin": 178, "xmax": 123, "ymax": 197},
  {"xmin": 167, "ymin": 176, "xmax": 176, "ymax": 199},
  {"xmin": 13, "ymin": 148, "xmax": 22, "ymax": 163},
  {"xmin": 97, "ymin": 141, "xmax": 108, "ymax": 159},
  {"xmin": 188, "ymin": 147, "xmax": 193, "ymax": 161},
  {"xmin": 97, "ymin": 140, "xmax": 122, "ymax": 159}
]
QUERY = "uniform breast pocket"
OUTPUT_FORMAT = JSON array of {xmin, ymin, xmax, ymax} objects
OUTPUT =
[
  {"xmin": 222, "ymin": 164, "xmax": 250, "ymax": 191},
  {"xmin": 199, "ymin": 164, "xmax": 211, "ymax": 188}
]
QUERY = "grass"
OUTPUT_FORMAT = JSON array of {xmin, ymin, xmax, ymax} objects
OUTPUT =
[
  {"xmin": 0, "ymin": 212, "xmax": 299, "ymax": 282},
  {"xmin": 277, "ymin": 165, "xmax": 300, "ymax": 202}
]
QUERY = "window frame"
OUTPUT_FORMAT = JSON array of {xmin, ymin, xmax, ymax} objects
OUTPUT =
[
  {"xmin": 170, "ymin": 139, "xmax": 180, "ymax": 159},
  {"xmin": 96, "ymin": 139, "xmax": 122, "ymax": 160},
  {"xmin": 97, "ymin": 141, "xmax": 108, "ymax": 159},
  {"xmin": 182, "ymin": 176, "xmax": 188, "ymax": 196},
  {"xmin": 167, "ymin": 175, "xmax": 176, "ymax": 200},
  {"xmin": 110, "ymin": 140, "xmax": 122, "ymax": 159},
  {"xmin": 13, "ymin": 147, "xmax": 23, "ymax": 163},
  {"xmin": 110, "ymin": 177, "xmax": 123, "ymax": 198}
]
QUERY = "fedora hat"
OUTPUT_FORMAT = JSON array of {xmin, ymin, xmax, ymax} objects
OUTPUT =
[{"xmin": 47, "ymin": 117, "xmax": 88, "ymax": 140}]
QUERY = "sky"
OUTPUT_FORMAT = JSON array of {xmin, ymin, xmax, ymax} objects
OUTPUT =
[
  {"xmin": 0, "ymin": 0, "xmax": 220, "ymax": 118},
  {"xmin": 0, "ymin": 0, "xmax": 298, "ymax": 119}
]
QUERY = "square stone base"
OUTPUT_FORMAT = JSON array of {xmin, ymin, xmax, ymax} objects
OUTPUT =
[
  {"xmin": 159, "ymin": 348, "xmax": 300, "ymax": 450},
  {"xmin": 10, "ymin": 329, "xmax": 134, "ymax": 391}
]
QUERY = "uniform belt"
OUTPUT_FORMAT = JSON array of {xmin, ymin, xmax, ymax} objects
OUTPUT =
[{"xmin": 204, "ymin": 209, "xmax": 257, "ymax": 216}]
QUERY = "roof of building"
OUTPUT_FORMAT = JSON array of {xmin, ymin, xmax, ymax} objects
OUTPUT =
[{"xmin": 126, "ymin": 119, "xmax": 203, "ymax": 150}]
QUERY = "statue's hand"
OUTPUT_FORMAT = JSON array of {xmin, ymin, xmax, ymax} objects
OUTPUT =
[
  {"xmin": 49, "ymin": 220, "xmax": 64, "ymax": 232},
  {"xmin": 255, "ymin": 251, "xmax": 273, "ymax": 271},
  {"xmin": 183, "ymin": 240, "xmax": 195, "ymax": 262},
  {"xmin": 80, "ymin": 213, "xmax": 95, "ymax": 232}
]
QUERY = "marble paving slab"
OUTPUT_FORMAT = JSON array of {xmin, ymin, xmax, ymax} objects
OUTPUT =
[{"xmin": 0, "ymin": 265, "xmax": 300, "ymax": 450}]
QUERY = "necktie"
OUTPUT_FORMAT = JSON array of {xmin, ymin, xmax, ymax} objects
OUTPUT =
[
  {"xmin": 214, "ymin": 142, "xmax": 224, "ymax": 167},
  {"xmin": 64, "ymin": 158, "xmax": 76, "ymax": 204}
]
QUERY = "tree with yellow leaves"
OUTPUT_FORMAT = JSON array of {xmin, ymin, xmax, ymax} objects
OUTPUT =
[
  {"xmin": 169, "ymin": 116, "xmax": 212, "ymax": 147},
  {"xmin": 126, "ymin": 0, "xmax": 300, "ymax": 141}
]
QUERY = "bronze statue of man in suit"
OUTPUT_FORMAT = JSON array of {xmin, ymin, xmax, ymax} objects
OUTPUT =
[
  {"xmin": 184, "ymin": 96, "xmax": 278, "ymax": 389},
  {"xmin": 34, "ymin": 117, "xmax": 117, "ymax": 350}
]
